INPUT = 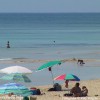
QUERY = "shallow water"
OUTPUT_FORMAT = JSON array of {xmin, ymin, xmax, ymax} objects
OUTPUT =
[{"xmin": 0, "ymin": 13, "xmax": 100, "ymax": 86}]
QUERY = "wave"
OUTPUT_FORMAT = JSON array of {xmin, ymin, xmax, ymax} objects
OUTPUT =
[
  {"xmin": 0, "ymin": 57, "xmax": 28, "ymax": 61},
  {"xmin": 0, "ymin": 58, "xmax": 12, "ymax": 61}
]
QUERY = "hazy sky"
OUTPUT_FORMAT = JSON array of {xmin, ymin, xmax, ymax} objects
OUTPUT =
[{"xmin": 0, "ymin": 0, "xmax": 100, "ymax": 13}]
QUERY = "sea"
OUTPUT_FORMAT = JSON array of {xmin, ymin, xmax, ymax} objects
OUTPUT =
[{"xmin": 0, "ymin": 13, "xmax": 100, "ymax": 86}]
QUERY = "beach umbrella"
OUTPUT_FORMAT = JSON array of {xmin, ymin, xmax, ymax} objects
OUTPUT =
[
  {"xmin": 0, "ymin": 73, "xmax": 31, "ymax": 83},
  {"xmin": 0, "ymin": 82, "xmax": 32, "ymax": 97},
  {"xmin": 54, "ymin": 74, "xmax": 80, "ymax": 81},
  {"xmin": 37, "ymin": 60, "xmax": 62, "ymax": 85},
  {"xmin": 0, "ymin": 66, "xmax": 32, "ymax": 74},
  {"xmin": 54, "ymin": 74, "xmax": 80, "ymax": 88},
  {"xmin": 37, "ymin": 60, "xmax": 62, "ymax": 71}
]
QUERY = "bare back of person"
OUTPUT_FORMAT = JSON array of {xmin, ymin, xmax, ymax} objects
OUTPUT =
[{"xmin": 70, "ymin": 83, "xmax": 82, "ymax": 97}]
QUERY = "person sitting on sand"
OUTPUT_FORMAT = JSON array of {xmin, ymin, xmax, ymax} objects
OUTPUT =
[
  {"xmin": 48, "ymin": 83, "xmax": 62, "ymax": 91},
  {"xmin": 54, "ymin": 83, "xmax": 62, "ymax": 91},
  {"xmin": 81, "ymin": 86, "xmax": 88, "ymax": 96},
  {"xmin": 70, "ymin": 83, "xmax": 82, "ymax": 97}
]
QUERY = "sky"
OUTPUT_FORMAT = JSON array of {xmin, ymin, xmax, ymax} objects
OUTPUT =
[{"xmin": 0, "ymin": 0, "xmax": 100, "ymax": 13}]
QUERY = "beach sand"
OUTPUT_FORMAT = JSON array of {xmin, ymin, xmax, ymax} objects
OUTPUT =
[
  {"xmin": 0, "ymin": 79, "xmax": 100, "ymax": 100},
  {"xmin": 30, "ymin": 79, "xmax": 100, "ymax": 100},
  {"xmin": 0, "ymin": 58, "xmax": 100, "ymax": 99}
]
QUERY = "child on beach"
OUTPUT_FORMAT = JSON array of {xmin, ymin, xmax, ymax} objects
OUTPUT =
[{"xmin": 81, "ymin": 86, "xmax": 88, "ymax": 96}]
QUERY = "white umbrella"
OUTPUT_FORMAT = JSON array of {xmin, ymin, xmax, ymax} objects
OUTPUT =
[{"xmin": 0, "ymin": 66, "xmax": 32, "ymax": 74}]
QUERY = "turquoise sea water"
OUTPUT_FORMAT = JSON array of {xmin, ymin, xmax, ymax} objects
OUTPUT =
[
  {"xmin": 0, "ymin": 13, "xmax": 100, "ymax": 47},
  {"xmin": 0, "ymin": 13, "xmax": 100, "ymax": 86}
]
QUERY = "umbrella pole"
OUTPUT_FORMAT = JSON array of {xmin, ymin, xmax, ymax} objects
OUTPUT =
[{"xmin": 50, "ymin": 70, "xmax": 54, "ymax": 85}]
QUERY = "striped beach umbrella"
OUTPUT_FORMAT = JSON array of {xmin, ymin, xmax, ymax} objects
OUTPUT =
[
  {"xmin": 0, "ymin": 73, "xmax": 31, "ymax": 83},
  {"xmin": 0, "ymin": 83, "xmax": 32, "ymax": 96},
  {"xmin": 54, "ymin": 74, "xmax": 80, "ymax": 81},
  {"xmin": 54, "ymin": 74, "xmax": 80, "ymax": 88}
]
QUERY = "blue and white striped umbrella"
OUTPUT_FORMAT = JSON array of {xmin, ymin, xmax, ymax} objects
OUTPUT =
[{"xmin": 0, "ymin": 83, "xmax": 32, "ymax": 96}]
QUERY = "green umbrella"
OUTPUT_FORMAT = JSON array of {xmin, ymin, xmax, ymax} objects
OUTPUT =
[
  {"xmin": 37, "ymin": 60, "xmax": 62, "ymax": 85},
  {"xmin": 37, "ymin": 60, "xmax": 62, "ymax": 71},
  {"xmin": 0, "ymin": 73, "xmax": 31, "ymax": 83}
]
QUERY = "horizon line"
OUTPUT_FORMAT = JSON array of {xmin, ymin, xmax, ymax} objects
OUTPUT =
[{"xmin": 0, "ymin": 12, "xmax": 100, "ymax": 14}]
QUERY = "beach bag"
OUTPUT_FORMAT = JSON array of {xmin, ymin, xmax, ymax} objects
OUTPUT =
[
  {"xmin": 30, "ymin": 87, "xmax": 37, "ymax": 95},
  {"xmin": 36, "ymin": 89, "xmax": 41, "ymax": 95},
  {"xmin": 31, "ymin": 90, "xmax": 37, "ymax": 95}
]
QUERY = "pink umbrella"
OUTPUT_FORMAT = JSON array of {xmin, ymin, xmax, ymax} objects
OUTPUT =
[
  {"xmin": 54, "ymin": 74, "xmax": 80, "ymax": 81},
  {"xmin": 54, "ymin": 74, "xmax": 66, "ymax": 80},
  {"xmin": 54, "ymin": 74, "xmax": 80, "ymax": 88}
]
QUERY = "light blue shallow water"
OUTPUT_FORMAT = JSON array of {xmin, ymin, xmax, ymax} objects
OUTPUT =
[{"xmin": 0, "ymin": 13, "xmax": 100, "ymax": 86}]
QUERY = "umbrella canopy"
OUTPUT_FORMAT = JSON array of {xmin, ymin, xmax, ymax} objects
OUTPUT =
[
  {"xmin": 0, "ymin": 73, "xmax": 31, "ymax": 83},
  {"xmin": 37, "ymin": 60, "xmax": 62, "ymax": 71},
  {"xmin": 54, "ymin": 74, "xmax": 80, "ymax": 81},
  {"xmin": 0, "ymin": 66, "xmax": 32, "ymax": 74},
  {"xmin": 0, "ymin": 83, "xmax": 32, "ymax": 96},
  {"xmin": 37, "ymin": 60, "xmax": 62, "ymax": 85}
]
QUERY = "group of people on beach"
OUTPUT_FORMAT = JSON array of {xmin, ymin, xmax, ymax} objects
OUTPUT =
[
  {"xmin": 64, "ymin": 82, "xmax": 88, "ymax": 97},
  {"xmin": 47, "ymin": 81, "xmax": 88, "ymax": 97}
]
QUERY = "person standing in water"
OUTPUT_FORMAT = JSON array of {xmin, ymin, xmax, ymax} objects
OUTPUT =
[
  {"xmin": 53, "ymin": 41, "xmax": 55, "ymax": 43},
  {"xmin": 7, "ymin": 41, "xmax": 10, "ymax": 48}
]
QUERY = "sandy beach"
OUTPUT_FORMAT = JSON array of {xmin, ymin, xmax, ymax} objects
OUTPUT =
[
  {"xmin": 0, "ymin": 58, "xmax": 100, "ymax": 100},
  {"xmin": 31, "ymin": 79, "xmax": 100, "ymax": 100},
  {"xmin": 0, "ymin": 79, "xmax": 100, "ymax": 100}
]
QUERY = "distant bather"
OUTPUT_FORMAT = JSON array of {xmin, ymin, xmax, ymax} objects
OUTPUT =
[
  {"xmin": 7, "ymin": 41, "xmax": 10, "ymax": 48},
  {"xmin": 77, "ymin": 59, "xmax": 85, "ymax": 65}
]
